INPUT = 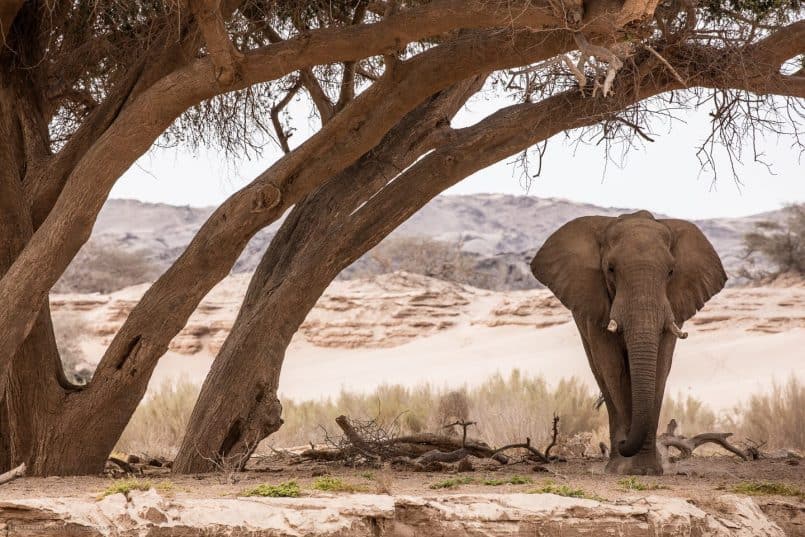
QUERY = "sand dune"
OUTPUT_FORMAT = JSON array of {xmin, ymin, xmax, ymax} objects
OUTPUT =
[{"xmin": 51, "ymin": 272, "xmax": 804, "ymax": 411}]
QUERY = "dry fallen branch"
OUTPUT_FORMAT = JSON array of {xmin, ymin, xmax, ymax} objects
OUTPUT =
[
  {"xmin": 490, "ymin": 437, "xmax": 550, "ymax": 464},
  {"xmin": 308, "ymin": 415, "xmax": 515, "ymax": 469},
  {"xmin": 107, "ymin": 457, "xmax": 136, "ymax": 475},
  {"xmin": 0, "ymin": 463, "xmax": 25, "ymax": 485},
  {"xmin": 658, "ymin": 419, "xmax": 749, "ymax": 461},
  {"xmin": 318, "ymin": 414, "xmax": 570, "ymax": 469}
]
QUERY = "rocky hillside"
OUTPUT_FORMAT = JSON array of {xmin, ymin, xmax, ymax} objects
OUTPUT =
[
  {"xmin": 75, "ymin": 195, "xmax": 784, "ymax": 291},
  {"xmin": 52, "ymin": 271, "xmax": 805, "ymax": 362}
]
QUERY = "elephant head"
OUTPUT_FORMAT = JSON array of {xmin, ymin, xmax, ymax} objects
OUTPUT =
[{"xmin": 531, "ymin": 211, "xmax": 726, "ymax": 458}]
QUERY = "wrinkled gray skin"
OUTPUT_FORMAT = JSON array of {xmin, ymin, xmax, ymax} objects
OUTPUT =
[{"xmin": 531, "ymin": 211, "xmax": 726, "ymax": 475}]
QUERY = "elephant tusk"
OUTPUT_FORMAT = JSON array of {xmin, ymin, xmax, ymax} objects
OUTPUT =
[
  {"xmin": 669, "ymin": 322, "xmax": 688, "ymax": 339},
  {"xmin": 607, "ymin": 319, "xmax": 618, "ymax": 333}
]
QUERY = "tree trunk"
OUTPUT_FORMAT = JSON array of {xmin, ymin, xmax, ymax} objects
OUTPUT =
[
  {"xmin": 0, "ymin": 80, "xmax": 76, "ymax": 474},
  {"xmin": 173, "ymin": 78, "xmax": 485, "ymax": 472}
]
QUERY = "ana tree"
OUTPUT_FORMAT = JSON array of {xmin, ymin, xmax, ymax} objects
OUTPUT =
[{"xmin": 0, "ymin": 0, "xmax": 802, "ymax": 475}]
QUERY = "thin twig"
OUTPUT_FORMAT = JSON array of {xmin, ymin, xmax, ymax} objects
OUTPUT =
[{"xmin": 643, "ymin": 44, "xmax": 688, "ymax": 88}]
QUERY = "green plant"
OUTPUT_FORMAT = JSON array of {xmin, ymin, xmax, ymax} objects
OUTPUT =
[
  {"xmin": 359, "ymin": 471, "xmax": 375, "ymax": 480},
  {"xmin": 242, "ymin": 481, "xmax": 301, "ymax": 498},
  {"xmin": 731, "ymin": 481, "xmax": 804, "ymax": 499},
  {"xmin": 528, "ymin": 479, "xmax": 601, "ymax": 500},
  {"xmin": 155, "ymin": 480, "xmax": 176, "ymax": 493},
  {"xmin": 482, "ymin": 475, "xmax": 532, "ymax": 486},
  {"xmin": 429, "ymin": 476, "xmax": 475, "ymax": 489},
  {"xmin": 617, "ymin": 477, "xmax": 668, "ymax": 492},
  {"xmin": 100, "ymin": 478, "xmax": 152, "ymax": 499},
  {"xmin": 312, "ymin": 476, "xmax": 367, "ymax": 493}
]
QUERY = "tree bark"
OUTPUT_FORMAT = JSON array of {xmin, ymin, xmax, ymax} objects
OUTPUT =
[
  {"xmin": 0, "ymin": 82, "xmax": 74, "ymax": 474},
  {"xmin": 173, "ymin": 76, "xmax": 486, "ymax": 472}
]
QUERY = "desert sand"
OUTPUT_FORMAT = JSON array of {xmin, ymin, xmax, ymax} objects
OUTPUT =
[{"xmin": 50, "ymin": 271, "xmax": 805, "ymax": 412}]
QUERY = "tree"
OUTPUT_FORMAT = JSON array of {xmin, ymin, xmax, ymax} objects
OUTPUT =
[{"xmin": 0, "ymin": 0, "xmax": 802, "ymax": 475}]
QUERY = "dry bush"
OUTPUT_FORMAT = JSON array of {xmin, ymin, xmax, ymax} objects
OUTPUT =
[
  {"xmin": 53, "ymin": 241, "xmax": 161, "ymax": 294},
  {"xmin": 741, "ymin": 205, "xmax": 805, "ymax": 281},
  {"xmin": 116, "ymin": 380, "xmax": 200, "ymax": 458},
  {"xmin": 349, "ymin": 236, "xmax": 475, "ymax": 284},
  {"xmin": 660, "ymin": 392, "xmax": 717, "ymax": 436},
  {"xmin": 51, "ymin": 312, "xmax": 93, "ymax": 385},
  {"xmin": 117, "ymin": 373, "xmax": 805, "ymax": 458},
  {"xmin": 345, "ymin": 236, "xmax": 535, "ymax": 291},
  {"xmin": 736, "ymin": 376, "xmax": 805, "ymax": 450},
  {"xmin": 277, "ymin": 370, "xmax": 605, "ymax": 449}
]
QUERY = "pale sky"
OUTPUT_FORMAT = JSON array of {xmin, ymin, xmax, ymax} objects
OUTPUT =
[{"xmin": 111, "ymin": 91, "xmax": 805, "ymax": 220}]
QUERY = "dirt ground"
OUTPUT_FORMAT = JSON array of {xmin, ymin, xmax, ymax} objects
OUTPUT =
[
  {"xmin": 2, "ymin": 454, "xmax": 802, "ymax": 500},
  {"xmin": 2, "ymin": 455, "xmax": 802, "ymax": 530}
]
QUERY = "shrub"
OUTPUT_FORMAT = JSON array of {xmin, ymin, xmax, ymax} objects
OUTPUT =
[
  {"xmin": 116, "ymin": 380, "xmax": 200, "ymax": 458},
  {"xmin": 617, "ymin": 477, "xmax": 668, "ymax": 491},
  {"xmin": 429, "ymin": 476, "xmax": 474, "ymax": 489},
  {"xmin": 51, "ymin": 312, "xmax": 93, "ymax": 385},
  {"xmin": 741, "ymin": 204, "xmax": 805, "ymax": 280},
  {"xmin": 659, "ymin": 393, "xmax": 717, "ymax": 436},
  {"xmin": 312, "ymin": 476, "xmax": 367, "ymax": 493},
  {"xmin": 528, "ymin": 479, "xmax": 599, "ymax": 500},
  {"xmin": 100, "ymin": 478, "xmax": 152, "ymax": 498},
  {"xmin": 54, "ymin": 241, "xmax": 161, "ymax": 294},
  {"xmin": 242, "ymin": 481, "xmax": 301, "ymax": 498},
  {"xmin": 731, "ymin": 481, "xmax": 804, "ymax": 499},
  {"xmin": 736, "ymin": 376, "xmax": 805, "ymax": 450},
  {"xmin": 482, "ymin": 475, "xmax": 532, "ymax": 486},
  {"xmin": 349, "ymin": 236, "xmax": 475, "ymax": 284}
]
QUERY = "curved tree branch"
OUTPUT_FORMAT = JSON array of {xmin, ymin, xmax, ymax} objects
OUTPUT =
[{"xmin": 190, "ymin": 0, "xmax": 244, "ymax": 87}]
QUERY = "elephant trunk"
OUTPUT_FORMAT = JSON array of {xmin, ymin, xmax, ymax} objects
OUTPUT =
[
  {"xmin": 614, "ymin": 283, "xmax": 666, "ymax": 458},
  {"xmin": 618, "ymin": 326, "xmax": 659, "ymax": 457}
]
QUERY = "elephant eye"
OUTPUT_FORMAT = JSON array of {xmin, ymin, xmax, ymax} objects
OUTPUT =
[
  {"xmin": 668, "ymin": 268, "xmax": 674, "ymax": 277},
  {"xmin": 607, "ymin": 265, "xmax": 615, "ymax": 273}
]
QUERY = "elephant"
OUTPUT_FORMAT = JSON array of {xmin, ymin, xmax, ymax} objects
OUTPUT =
[{"xmin": 530, "ymin": 210, "xmax": 726, "ymax": 475}]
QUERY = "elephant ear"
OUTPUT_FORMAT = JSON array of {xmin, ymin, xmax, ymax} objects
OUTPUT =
[
  {"xmin": 531, "ymin": 216, "xmax": 613, "ymax": 325},
  {"xmin": 661, "ymin": 219, "xmax": 727, "ymax": 322}
]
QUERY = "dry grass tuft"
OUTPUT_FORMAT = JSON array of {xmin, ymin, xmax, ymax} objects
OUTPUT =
[
  {"xmin": 117, "ymin": 380, "xmax": 199, "ymax": 458},
  {"xmin": 735, "ymin": 376, "xmax": 805, "ymax": 450},
  {"xmin": 731, "ymin": 481, "xmax": 804, "ymax": 499}
]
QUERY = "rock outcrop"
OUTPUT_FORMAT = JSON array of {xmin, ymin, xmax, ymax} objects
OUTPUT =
[
  {"xmin": 49, "ymin": 272, "xmax": 805, "ymax": 362},
  {"xmin": 0, "ymin": 491, "xmax": 785, "ymax": 537}
]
